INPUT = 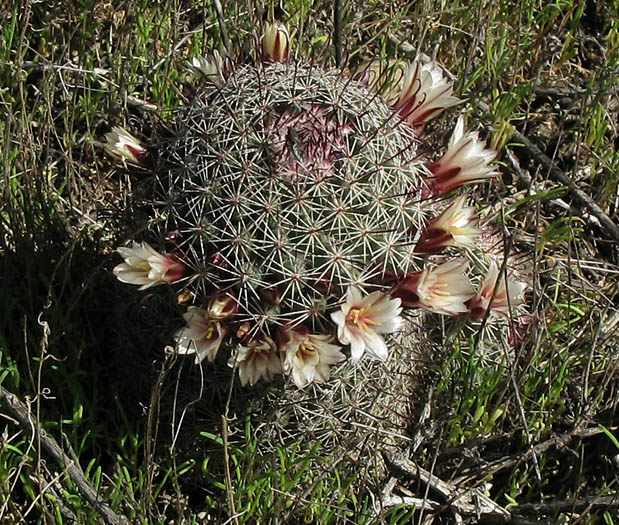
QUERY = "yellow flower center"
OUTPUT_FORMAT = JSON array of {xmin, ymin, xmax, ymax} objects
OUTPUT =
[
  {"xmin": 347, "ymin": 306, "xmax": 381, "ymax": 332},
  {"xmin": 197, "ymin": 321, "xmax": 217, "ymax": 342}
]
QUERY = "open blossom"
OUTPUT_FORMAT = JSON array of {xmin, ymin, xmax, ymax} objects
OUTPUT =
[
  {"xmin": 263, "ymin": 22, "xmax": 290, "ymax": 62},
  {"xmin": 394, "ymin": 61, "xmax": 460, "ymax": 130},
  {"xmin": 415, "ymin": 195, "xmax": 481, "ymax": 253},
  {"xmin": 393, "ymin": 259, "xmax": 475, "ymax": 316},
  {"xmin": 175, "ymin": 307, "xmax": 226, "ymax": 364},
  {"xmin": 186, "ymin": 51, "xmax": 224, "ymax": 84},
  {"xmin": 468, "ymin": 261, "xmax": 527, "ymax": 320},
  {"xmin": 113, "ymin": 241, "xmax": 185, "ymax": 289},
  {"xmin": 104, "ymin": 126, "xmax": 149, "ymax": 166},
  {"xmin": 330, "ymin": 287, "xmax": 403, "ymax": 363},
  {"xmin": 427, "ymin": 116, "xmax": 499, "ymax": 196},
  {"xmin": 279, "ymin": 326, "xmax": 345, "ymax": 389},
  {"xmin": 229, "ymin": 336, "xmax": 282, "ymax": 386}
]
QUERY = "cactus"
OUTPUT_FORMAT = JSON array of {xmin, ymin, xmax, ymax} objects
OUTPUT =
[
  {"xmin": 108, "ymin": 26, "xmax": 528, "ymax": 382},
  {"xmin": 105, "ymin": 21, "xmax": 529, "ymax": 490},
  {"xmin": 152, "ymin": 62, "xmax": 424, "ymax": 325}
]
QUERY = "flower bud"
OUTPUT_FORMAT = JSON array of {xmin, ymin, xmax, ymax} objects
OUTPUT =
[
  {"xmin": 263, "ymin": 22, "xmax": 290, "ymax": 62},
  {"xmin": 207, "ymin": 293, "xmax": 238, "ymax": 320},
  {"xmin": 104, "ymin": 126, "xmax": 149, "ymax": 166}
]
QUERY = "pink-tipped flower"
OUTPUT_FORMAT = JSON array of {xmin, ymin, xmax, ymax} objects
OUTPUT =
[
  {"xmin": 393, "ymin": 259, "xmax": 475, "ymax": 316},
  {"xmin": 186, "ymin": 51, "xmax": 224, "ymax": 84},
  {"xmin": 113, "ymin": 241, "xmax": 185, "ymax": 290},
  {"xmin": 263, "ymin": 22, "xmax": 290, "ymax": 62},
  {"xmin": 104, "ymin": 126, "xmax": 149, "ymax": 166},
  {"xmin": 415, "ymin": 195, "xmax": 481, "ymax": 253},
  {"xmin": 468, "ymin": 261, "xmax": 527, "ymax": 320},
  {"xmin": 394, "ymin": 61, "xmax": 460, "ymax": 130},
  {"xmin": 426, "ymin": 116, "xmax": 499, "ymax": 196},
  {"xmin": 229, "ymin": 336, "xmax": 282, "ymax": 386},
  {"xmin": 207, "ymin": 293, "xmax": 238, "ymax": 320},
  {"xmin": 330, "ymin": 287, "xmax": 403, "ymax": 363},
  {"xmin": 279, "ymin": 326, "xmax": 345, "ymax": 389},
  {"xmin": 175, "ymin": 307, "xmax": 227, "ymax": 364}
]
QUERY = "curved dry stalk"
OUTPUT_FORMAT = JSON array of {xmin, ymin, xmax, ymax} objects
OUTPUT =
[{"xmin": 0, "ymin": 386, "xmax": 128, "ymax": 525}]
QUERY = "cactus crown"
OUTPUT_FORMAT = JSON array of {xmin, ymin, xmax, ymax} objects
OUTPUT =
[{"xmin": 153, "ymin": 62, "xmax": 425, "ymax": 334}]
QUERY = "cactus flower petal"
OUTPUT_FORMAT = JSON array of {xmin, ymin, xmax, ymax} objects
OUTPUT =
[
  {"xmin": 229, "ymin": 336, "xmax": 282, "ymax": 386},
  {"xmin": 263, "ymin": 22, "xmax": 290, "ymax": 62},
  {"xmin": 175, "ymin": 307, "xmax": 226, "ymax": 363},
  {"xmin": 104, "ymin": 126, "xmax": 149, "ymax": 166},
  {"xmin": 394, "ymin": 61, "xmax": 461, "ymax": 130},
  {"xmin": 393, "ymin": 259, "xmax": 475, "ymax": 315},
  {"xmin": 427, "ymin": 117, "xmax": 499, "ymax": 196},
  {"xmin": 468, "ymin": 261, "xmax": 527, "ymax": 319},
  {"xmin": 415, "ymin": 195, "xmax": 481, "ymax": 253},
  {"xmin": 331, "ymin": 287, "xmax": 403, "ymax": 363},
  {"xmin": 279, "ymin": 326, "xmax": 345, "ymax": 388},
  {"xmin": 186, "ymin": 51, "xmax": 224, "ymax": 84}
]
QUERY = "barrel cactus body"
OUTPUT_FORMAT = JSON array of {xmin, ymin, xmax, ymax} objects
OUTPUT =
[
  {"xmin": 154, "ymin": 61, "xmax": 426, "ymax": 337},
  {"xmin": 106, "ymin": 22, "xmax": 528, "ymax": 481}
]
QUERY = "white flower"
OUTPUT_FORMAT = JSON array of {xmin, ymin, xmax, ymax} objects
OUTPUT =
[
  {"xmin": 104, "ymin": 126, "xmax": 148, "ymax": 166},
  {"xmin": 175, "ymin": 307, "xmax": 226, "ymax": 364},
  {"xmin": 428, "ymin": 116, "xmax": 499, "ymax": 196},
  {"xmin": 415, "ymin": 195, "xmax": 481, "ymax": 252},
  {"xmin": 468, "ymin": 261, "xmax": 527, "ymax": 319},
  {"xmin": 330, "ymin": 287, "xmax": 403, "ymax": 363},
  {"xmin": 229, "ymin": 336, "xmax": 282, "ymax": 386},
  {"xmin": 394, "ymin": 61, "xmax": 461, "ymax": 129},
  {"xmin": 263, "ymin": 22, "xmax": 290, "ymax": 62},
  {"xmin": 279, "ymin": 326, "xmax": 345, "ymax": 388},
  {"xmin": 113, "ymin": 241, "xmax": 185, "ymax": 289},
  {"xmin": 186, "ymin": 51, "xmax": 224, "ymax": 84},
  {"xmin": 393, "ymin": 259, "xmax": 475, "ymax": 315}
]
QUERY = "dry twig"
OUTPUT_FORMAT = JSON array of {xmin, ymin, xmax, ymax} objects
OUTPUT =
[
  {"xmin": 515, "ymin": 494, "xmax": 619, "ymax": 515},
  {"xmin": 0, "ymin": 386, "xmax": 128, "ymax": 525},
  {"xmin": 510, "ymin": 130, "xmax": 619, "ymax": 243},
  {"xmin": 385, "ymin": 454, "xmax": 512, "ymax": 521}
]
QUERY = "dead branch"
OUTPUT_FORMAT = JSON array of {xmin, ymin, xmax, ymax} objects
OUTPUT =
[
  {"xmin": 212, "ymin": 0, "xmax": 232, "ymax": 56},
  {"xmin": 0, "ymin": 386, "xmax": 128, "ymax": 525},
  {"xmin": 510, "ymin": 129, "xmax": 619, "ymax": 243},
  {"xmin": 453, "ymin": 426, "xmax": 618, "ymax": 486},
  {"xmin": 514, "ymin": 494, "xmax": 619, "ymax": 516},
  {"xmin": 385, "ymin": 454, "xmax": 512, "ymax": 521}
]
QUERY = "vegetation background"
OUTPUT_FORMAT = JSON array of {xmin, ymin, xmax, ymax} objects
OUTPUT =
[{"xmin": 0, "ymin": 0, "xmax": 617, "ymax": 523}]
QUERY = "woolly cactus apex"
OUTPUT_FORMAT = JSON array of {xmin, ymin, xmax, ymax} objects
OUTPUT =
[{"xmin": 107, "ymin": 21, "xmax": 528, "ymax": 393}]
